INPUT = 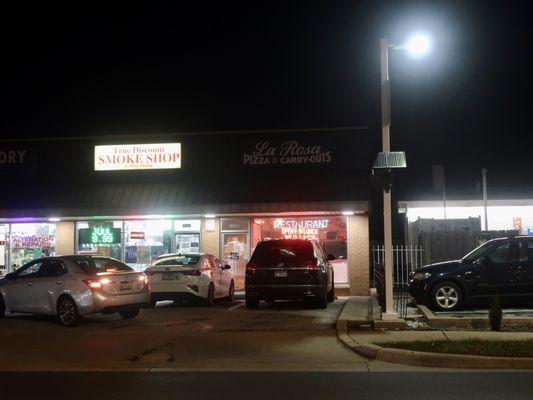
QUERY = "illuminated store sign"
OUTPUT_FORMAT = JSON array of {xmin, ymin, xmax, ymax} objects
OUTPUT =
[
  {"xmin": 273, "ymin": 219, "xmax": 329, "ymax": 240},
  {"xmin": 243, "ymin": 140, "xmax": 332, "ymax": 166},
  {"xmin": 78, "ymin": 227, "xmax": 121, "ymax": 245},
  {"xmin": 94, "ymin": 143, "xmax": 181, "ymax": 171},
  {"xmin": 11, "ymin": 235, "xmax": 54, "ymax": 248}
]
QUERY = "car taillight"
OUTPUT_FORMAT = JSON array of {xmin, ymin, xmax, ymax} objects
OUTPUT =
[
  {"xmin": 305, "ymin": 260, "xmax": 318, "ymax": 269},
  {"xmin": 246, "ymin": 261, "xmax": 259, "ymax": 270},
  {"xmin": 138, "ymin": 274, "xmax": 148, "ymax": 283},
  {"xmin": 84, "ymin": 279, "xmax": 102, "ymax": 289},
  {"xmin": 181, "ymin": 270, "xmax": 201, "ymax": 276}
]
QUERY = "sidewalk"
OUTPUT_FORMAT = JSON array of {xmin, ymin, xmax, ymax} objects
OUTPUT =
[{"xmin": 337, "ymin": 297, "xmax": 533, "ymax": 369}]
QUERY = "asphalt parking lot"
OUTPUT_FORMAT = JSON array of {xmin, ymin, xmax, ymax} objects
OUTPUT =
[{"xmin": 0, "ymin": 297, "xmax": 383, "ymax": 372}]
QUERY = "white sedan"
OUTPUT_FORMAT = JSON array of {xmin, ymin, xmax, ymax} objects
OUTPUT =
[{"xmin": 145, "ymin": 253, "xmax": 235, "ymax": 306}]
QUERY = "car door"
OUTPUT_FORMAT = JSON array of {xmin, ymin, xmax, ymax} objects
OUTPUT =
[
  {"xmin": 520, "ymin": 240, "xmax": 533, "ymax": 296},
  {"xmin": 469, "ymin": 241, "xmax": 522, "ymax": 298},
  {"xmin": 32, "ymin": 260, "xmax": 69, "ymax": 314},
  {"xmin": 213, "ymin": 256, "xmax": 230, "ymax": 296},
  {"xmin": 207, "ymin": 256, "xmax": 223, "ymax": 298},
  {"xmin": 3, "ymin": 260, "xmax": 45, "ymax": 313},
  {"xmin": 313, "ymin": 243, "xmax": 331, "ymax": 291}
]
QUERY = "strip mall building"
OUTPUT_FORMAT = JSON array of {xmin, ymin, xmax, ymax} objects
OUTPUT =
[{"xmin": 0, "ymin": 129, "xmax": 373, "ymax": 295}]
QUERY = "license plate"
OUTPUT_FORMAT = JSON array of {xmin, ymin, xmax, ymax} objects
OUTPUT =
[
  {"xmin": 274, "ymin": 270, "xmax": 288, "ymax": 278},
  {"xmin": 162, "ymin": 272, "xmax": 175, "ymax": 280},
  {"xmin": 120, "ymin": 282, "xmax": 132, "ymax": 291}
]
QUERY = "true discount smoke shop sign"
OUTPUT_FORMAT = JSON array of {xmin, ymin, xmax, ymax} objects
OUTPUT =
[
  {"xmin": 243, "ymin": 140, "xmax": 333, "ymax": 166},
  {"xmin": 94, "ymin": 143, "xmax": 181, "ymax": 171}
]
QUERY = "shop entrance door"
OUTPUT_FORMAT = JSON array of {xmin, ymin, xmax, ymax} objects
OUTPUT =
[
  {"xmin": 175, "ymin": 233, "xmax": 200, "ymax": 254},
  {"xmin": 221, "ymin": 232, "xmax": 249, "ymax": 290}
]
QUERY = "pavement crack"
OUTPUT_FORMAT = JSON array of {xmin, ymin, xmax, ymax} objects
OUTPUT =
[{"xmin": 126, "ymin": 343, "xmax": 175, "ymax": 363}]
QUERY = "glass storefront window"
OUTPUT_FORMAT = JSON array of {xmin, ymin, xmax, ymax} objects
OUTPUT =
[
  {"xmin": 9, "ymin": 223, "xmax": 56, "ymax": 271},
  {"xmin": 125, "ymin": 220, "xmax": 172, "ymax": 271},
  {"xmin": 77, "ymin": 221, "xmax": 123, "ymax": 261},
  {"xmin": 175, "ymin": 219, "xmax": 201, "ymax": 254},
  {"xmin": 251, "ymin": 216, "xmax": 349, "ymax": 284},
  {"xmin": 0, "ymin": 224, "xmax": 8, "ymax": 277}
]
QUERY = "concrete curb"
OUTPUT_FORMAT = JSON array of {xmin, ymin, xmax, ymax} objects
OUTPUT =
[
  {"xmin": 336, "ymin": 306, "xmax": 533, "ymax": 369},
  {"xmin": 418, "ymin": 304, "xmax": 533, "ymax": 330}
]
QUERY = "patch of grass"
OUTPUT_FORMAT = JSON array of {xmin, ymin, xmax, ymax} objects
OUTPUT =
[{"xmin": 377, "ymin": 339, "xmax": 533, "ymax": 358}]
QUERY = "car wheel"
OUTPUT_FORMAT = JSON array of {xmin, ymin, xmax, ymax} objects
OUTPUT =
[
  {"xmin": 316, "ymin": 287, "xmax": 328, "ymax": 309},
  {"xmin": 57, "ymin": 296, "xmax": 81, "ymax": 327},
  {"xmin": 327, "ymin": 280, "xmax": 335, "ymax": 302},
  {"xmin": 245, "ymin": 297, "xmax": 259, "ymax": 309},
  {"xmin": 205, "ymin": 284, "xmax": 215, "ymax": 307},
  {"xmin": 119, "ymin": 309, "xmax": 140, "ymax": 319},
  {"xmin": 227, "ymin": 280, "xmax": 235, "ymax": 301},
  {"xmin": 0, "ymin": 296, "xmax": 5, "ymax": 318},
  {"xmin": 430, "ymin": 281, "xmax": 463, "ymax": 312}
]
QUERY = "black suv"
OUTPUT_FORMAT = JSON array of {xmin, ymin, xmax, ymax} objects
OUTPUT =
[
  {"xmin": 409, "ymin": 236, "xmax": 533, "ymax": 311},
  {"xmin": 245, "ymin": 239, "xmax": 335, "ymax": 309}
]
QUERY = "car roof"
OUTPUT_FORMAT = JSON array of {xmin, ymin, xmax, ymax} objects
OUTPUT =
[
  {"xmin": 154, "ymin": 253, "xmax": 207, "ymax": 259},
  {"xmin": 258, "ymin": 238, "xmax": 317, "ymax": 244},
  {"xmin": 53, "ymin": 255, "xmax": 121, "ymax": 262}
]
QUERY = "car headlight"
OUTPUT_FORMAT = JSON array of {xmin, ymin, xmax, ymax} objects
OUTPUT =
[{"xmin": 413, "ymin": 272, "xmax": 431, "ymax": 281}]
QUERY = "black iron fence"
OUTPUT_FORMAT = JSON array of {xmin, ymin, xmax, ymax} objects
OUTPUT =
[{"xmin": 372, "ymin": 245, "xmax": 425, "ymax": 318}]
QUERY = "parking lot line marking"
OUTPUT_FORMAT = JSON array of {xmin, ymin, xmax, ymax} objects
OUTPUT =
[{"xmin": 229, "ymin": 303, "xmax": 244, "ymax": 311}]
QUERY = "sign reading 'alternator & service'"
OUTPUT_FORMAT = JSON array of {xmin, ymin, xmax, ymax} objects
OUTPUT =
[{"xmin": 94, "ymin": 143, "xmax": 181, "ymax": 171}]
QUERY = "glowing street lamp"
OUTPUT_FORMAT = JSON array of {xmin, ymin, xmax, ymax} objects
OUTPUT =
[
  {"xmin": 379, "ymin": 33, "xmax": 431, "ymax": 319},
  {"xmin": 404, "ymin": 33, "xmax": 432, "ymax": 57}
]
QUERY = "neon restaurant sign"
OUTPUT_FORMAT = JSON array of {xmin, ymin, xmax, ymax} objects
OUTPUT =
[
  {"xmin": 94, "ymin": 143, "xmax": 181, "ymax": 171},
  {"xmin": 273, "ymin": 219, "xmax": 329, "ymax": 240}
]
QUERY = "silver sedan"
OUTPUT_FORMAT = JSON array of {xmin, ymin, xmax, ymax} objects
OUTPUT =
[{"xmin": 0, "ymin": 255, "xmax": 150, "ymax": 326}]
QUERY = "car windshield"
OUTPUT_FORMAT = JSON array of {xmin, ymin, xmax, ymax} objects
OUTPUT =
[
  {"xmin": 461, "ymin": 241, "xmax": 500, "ymax": 263},
  {"xmin": 152, "ymin": 255, "xmax": 201, "ymax": 266}
]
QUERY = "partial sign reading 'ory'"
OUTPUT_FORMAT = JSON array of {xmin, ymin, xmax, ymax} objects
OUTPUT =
[{"xmin": 94, "ymin": 143, "xmax": 181, "ymax": 171}]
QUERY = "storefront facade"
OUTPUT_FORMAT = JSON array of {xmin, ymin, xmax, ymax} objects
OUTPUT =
[{"xmin": 0, "ymin": 129, "xmax": 373, "ymax": 295}]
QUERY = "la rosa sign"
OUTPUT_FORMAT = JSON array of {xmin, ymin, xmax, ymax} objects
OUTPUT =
[{"xmin": 95, "ymin": 143, "xmax": 181, "ymax": 171}]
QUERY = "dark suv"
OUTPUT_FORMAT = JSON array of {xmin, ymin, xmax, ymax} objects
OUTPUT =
[
  {"xmin": 245, "ymin": 239, "xmax": 335, "ymax": 309},
  {"xmin": 409, "ymin": 236, "xmax": 533, "ymax": 311}
]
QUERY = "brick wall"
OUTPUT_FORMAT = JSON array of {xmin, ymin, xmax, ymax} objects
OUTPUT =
[
  {"xmin": 201, "ymin": 219, "xmax": 220, "ymax": 258},
  {"xmin": 348, "ymin": 214, "xmax": 370, "ymax": 296},
  {"xmin": 56, "ymin": 221, "xmax": 75, "ymax": 255}
]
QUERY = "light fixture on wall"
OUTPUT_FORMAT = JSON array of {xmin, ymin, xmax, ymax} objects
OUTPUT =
[
  {"xmin": 48, "ymin": 217, "xmax": 61, "ymax": 222},
  {"xmin": 204, "ymin": 214, "xmax": 216, "ymax": 219},
  {"xmin": 204, "ymin": 219, "xmax": 216, "ymax": 232},
  {"xmin": 342, "ymin": 211, "xmax": 354, "ymax": 216}
]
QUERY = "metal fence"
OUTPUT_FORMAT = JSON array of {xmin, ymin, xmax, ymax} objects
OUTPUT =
[{"xmin": 371, "ymin": 245, "xmax": 425, "ymax": 317}]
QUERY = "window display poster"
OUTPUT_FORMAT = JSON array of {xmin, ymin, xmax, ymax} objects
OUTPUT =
[
  {"xmin": 125, "ymin": 246, "xmax": 137, "ymax": 264},
  {"xmin": 176, "ymin": 234, "xmax": 200, "ymax": 253},
  {"xmin": 136, "ymin": 246, "xmax": 152, "ymax": 265},
  {"xmin": 150, "ymin": 245, "xmax": 167, "ymax": 261}
]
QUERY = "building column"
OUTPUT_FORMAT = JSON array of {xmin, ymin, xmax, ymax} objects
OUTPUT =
[
  {"xmin": 201, "ymin": 218, "xmax": 220, "ymax": 257},
  {"xmin": 56, "ymin": 221, "xmax": 75, "ymax": 255},
  {"xmin": 348, "ymin": 214, "xmax": 370, "ymax": 296}
]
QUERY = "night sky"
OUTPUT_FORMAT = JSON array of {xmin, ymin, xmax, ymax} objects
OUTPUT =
[{"xmin": 1, "ymin": 1, "xmax": 531, "ymax": 200}]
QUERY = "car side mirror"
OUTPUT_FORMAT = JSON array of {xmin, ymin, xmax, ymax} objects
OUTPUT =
[
  {"xmin": 223, "ymin": 265, "xmax": 231, "ymax": 270},
  {"xmin": 326, "ymin": 254, "xmax": 336, "ymax": 261}
]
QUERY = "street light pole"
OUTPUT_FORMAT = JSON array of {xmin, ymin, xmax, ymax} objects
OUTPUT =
[{"xmin": 380, "ymin": 38, "xmax": 397, "ymax": 319}]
